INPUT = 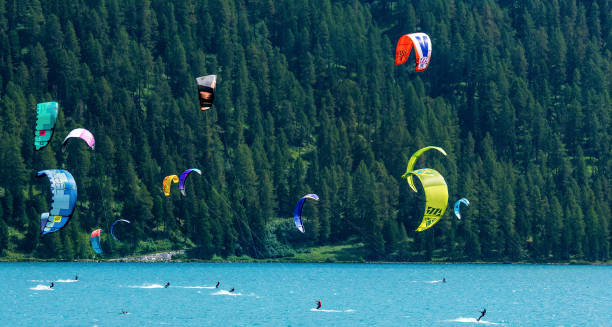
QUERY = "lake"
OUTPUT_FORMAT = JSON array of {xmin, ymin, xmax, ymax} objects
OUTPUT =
[{"xmin": 1, "ymin": 262, "xmax": 610, "ymax": 326}]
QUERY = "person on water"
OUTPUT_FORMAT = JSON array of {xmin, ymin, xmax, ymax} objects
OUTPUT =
[
  {"xmin": 49, "ymin": 282, "xmax": 54, "ymax": 288},
  {"xmin": 442, "ymin": 277, "xmax": 446, "ymax": 283},
  {"xmin": 121, "ymin": 310, "xmax": 128, "ymax": 315},
  {"xmin": 229, "ymin": 287, "xmax": 235, "ymax": 293},
  {"xmin": 477, "ymin": 308, "xmax": 486, "ymax": 321},
  {"xmin": 75, "ymin": 274, "xmax": 78, "ymax": 281},
  {"xmin": 215, "ymin": 281, "xmax": 220, "ymax": 288},
  {"xmin": 164, "ymin": 282, "xmax": 170, "ymax": 288},
  {"xmin": 316, "ymin": 300, "xmax": 322, "ymax": 310}
]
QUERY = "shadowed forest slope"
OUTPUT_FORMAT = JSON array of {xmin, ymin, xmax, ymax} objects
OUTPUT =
[{"xmin": 0, "ymin": 0, "xmax": 610, "ymax": 262}]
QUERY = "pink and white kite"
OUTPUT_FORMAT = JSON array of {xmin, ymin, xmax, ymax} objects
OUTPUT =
[{"xmin": 62, "ymin": 128, "xmax": 95, "ymax": 152}]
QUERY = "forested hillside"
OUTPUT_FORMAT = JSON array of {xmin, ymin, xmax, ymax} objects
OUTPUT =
[{"xmin": 0, "ymin": 0, "xmax": 610, "ymax": 262}]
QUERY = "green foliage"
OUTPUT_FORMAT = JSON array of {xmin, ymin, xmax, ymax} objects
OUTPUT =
[{"xmin": 0, "ymin": 0, "xmax": 610, "ymax": 263}]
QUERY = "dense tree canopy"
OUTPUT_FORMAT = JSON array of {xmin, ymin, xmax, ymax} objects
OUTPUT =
[{"xmin": 0, "ymin": 0, "xmax": 610, "ymax": 262}]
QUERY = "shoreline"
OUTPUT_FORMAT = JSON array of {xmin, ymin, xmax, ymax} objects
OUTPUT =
[
  {"xmin": 3, "ymin": 244, "xmax": 610, "ymax": 265},
  {"xmin": 1, "ymin": 253, "xmax": 610, "ymax": 265}
]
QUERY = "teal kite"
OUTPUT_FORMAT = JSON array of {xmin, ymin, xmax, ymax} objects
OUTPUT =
[{"xmin": 34, "ymin": 102, "xmax": 58, "ymax": 150}]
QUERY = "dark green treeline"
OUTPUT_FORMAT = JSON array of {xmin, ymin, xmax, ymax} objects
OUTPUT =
[{"xmin": 0, "ymin": 0, "xmax": 610, "ymax": 262}]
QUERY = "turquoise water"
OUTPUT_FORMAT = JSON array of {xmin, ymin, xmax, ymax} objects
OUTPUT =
[{"xmin": 1, "ymin": 262, "xmax": 610, "ymax": 326}]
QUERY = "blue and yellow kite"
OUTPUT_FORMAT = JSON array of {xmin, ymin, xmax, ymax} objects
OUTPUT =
[{"xmin": 37, "ymin": 169, "xmax": 77, "ymax": 235}]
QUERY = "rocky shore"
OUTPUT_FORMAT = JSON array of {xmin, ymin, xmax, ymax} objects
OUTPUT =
[{"xmin": 110, "ymin": 250, "xmax": 185, "ymax": 262}]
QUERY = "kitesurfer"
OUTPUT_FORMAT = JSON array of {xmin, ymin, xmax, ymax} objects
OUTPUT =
[
  {"xmin": 164, "ymin": 282, "xmax": 170, "ymax": 288},
  {"xmin": 121, "ymin": 310, "xmax": 128, "ymax": 315},
  {"xmin": 215, "ymin": 281, "xmax": 220, "ymax": 288},
  {"xmin": 316, "ymin": 300, "xmax": 322, "ymax": 310},
  {"xmin": 442, "ymin": 277, "xmax": 446, "ymax": 283},
  {"xmin": 477, "ymin": 308, "xmax": 486, "ymax": 321},
  {"xmin": 50, "ymin": 282, "xmax": 54, "ymax": 288},
  {"xmin": 75, "ymin": 274, "xmax": 78, "ymax": 281},
  {"xmin": 229, "ymin": 287, "xmax": 235, "ymax": 293}
]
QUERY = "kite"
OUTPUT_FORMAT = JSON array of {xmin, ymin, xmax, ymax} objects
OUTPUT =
[
  {"xmin": 454, "ymin": 198, "xmax": 470, "ymax": 220},
  {"xmin": 395, "ymin": 33, "xmax": 432, "ymax": 71},
  {"xmin": 61, "ymin": 128, "xmax": 95, "ymax": 152},
  {"xmin": 34, "ymin": 102, "xmax": 58, "ymax": 150},
  {"xmin": 37, "ymin": 169, "xmax": 78, "ymax": 235},
  {"xmin": 293, "ymin": 194, "xmax": 319, "ymax": 233},
  {"xmin": 110, "ymin": 219, "xmax": 131, "ymax": 242},
  {"xmin": 402, "ymin": 146, "xmax": 447, "ymax": 192},
  {"xmin": 90, "ymin": 229, "xmax": 103, "ymax": 254},
  {"xmin": 196, "ymin": 75, "xmax": 216, "ymax": 111},
  {"xmin": 163, "ymin": 175, "xmax": 179, "ymax": 196},
  {"xmin": 404, "ymin": 169, "xmax": 448, "ymax": 232},
  {"xmin": 179, "ymin": 168, "xmax": 202, "ymax": 196}
]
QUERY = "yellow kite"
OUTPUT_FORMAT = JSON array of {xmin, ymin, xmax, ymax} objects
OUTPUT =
[
  {"xmin": 401, "ymin": 146, "xmax": 447, "ymax": 192},
  {"xmin": 162, "ymin": 175, "xmax": 179, "ymax": 196},
  {"xmin": 405, "ymin": 168, "xmax": 448, "ymax": 232}
]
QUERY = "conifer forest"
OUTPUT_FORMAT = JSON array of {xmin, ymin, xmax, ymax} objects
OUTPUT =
[{"xmin": 0, "ymin": 0, "xmax": 610, "ymax": 263}]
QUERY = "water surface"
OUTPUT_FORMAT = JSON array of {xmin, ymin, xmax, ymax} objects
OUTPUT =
[{"xmin": 2, "ymin": 262, "xmax": 610, "ymax": 326}]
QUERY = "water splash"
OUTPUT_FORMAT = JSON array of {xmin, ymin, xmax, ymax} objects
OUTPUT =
[
  {"xmin": 446, "ymin": 317, "xmax": 500, "ymax": 325},
  {"xmin": 128, "ymin": 284, "xmax": 165, "ymax": 289}
]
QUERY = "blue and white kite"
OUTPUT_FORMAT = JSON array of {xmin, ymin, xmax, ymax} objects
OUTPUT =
[
  {"xmin": 110, "ymin": 219, "xmax": 131, "ymax": 242},
  {"xmin": 453, "ymin": 198, "xmax": 470, "ymax": 220},
  {"xmin": 293, "ymin": 194, "xmax": 319, "ymax": 233},
  {"xmin": 37, "ymin": 169, "xmax": 77, "ymax": 235}
]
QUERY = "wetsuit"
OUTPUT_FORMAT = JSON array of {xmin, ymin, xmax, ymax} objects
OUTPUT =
[
  {"xmin": 75, "ymin": 275, "xmax": 78, "ymax": 280},
  {"xmin": 229, "ymin": 288, "xmax": 235, "ymax": 293},
  {"xmin": 442, "ymin": 278, "xmax": 446, "ymax": 283},
  {"xmin": 216, "ymin": 281, "xmax": 220, "ymax": 288},
  {"xmin": 164, "ymin": 282, "xmax": 170, "ymax": 288},
  {"xmin": 50, "ymin": 282, "xmax": 54, "ymax": 288},
  {"xmin": 316, "ymin": 301, "xmax": 322, "ymax": 310},
  {"xmin": 477, "ymin": 309, "xmax": 486, "ymax": 321}
]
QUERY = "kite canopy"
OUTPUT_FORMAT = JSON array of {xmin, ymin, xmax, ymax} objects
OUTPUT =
[
  {"xmin": 395, "ymin": 33, "xmax": 432, "ymax": 71},
  {"xmin": 402, "ymin": 146, "xmax": 447, "ymax": 192},
  {"xmin": 179, "ymin": 168, "xmax": 202, "ymax": 196},
  {"xmin": 62, "ymin": 128, "xmax": 95, "ymax": 152},
  {"xmin": 405, "ymin": 169, "xmax": 448, "ymax": 232},
  {"xmin": 90, "ymin": 229, "xmax": 103, "ymax": 254},
  {"xmin": 110, "ymin": 219, "xmax": 131, "ymax": 242},
  {"xmin": 454, "ymin": 198, "xmax": 470, "ymax": 220},
  {"xmin": 293, "ymin": 194, "xmax": 319, "ymax": 233},
  {"xmin": 196, "ymin": 75, "xmax": 216, "ymax": 111},
  {"xmin": 37, "ymin": 169, "xmax": 77, "ymax": 235},
  {"xmin": 34, "ymin": 102, "xmax": 58, "ymax": 150},
  {"xmin": 162, "ymin": 175, "xmax": 179, "ymax": 196}
]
